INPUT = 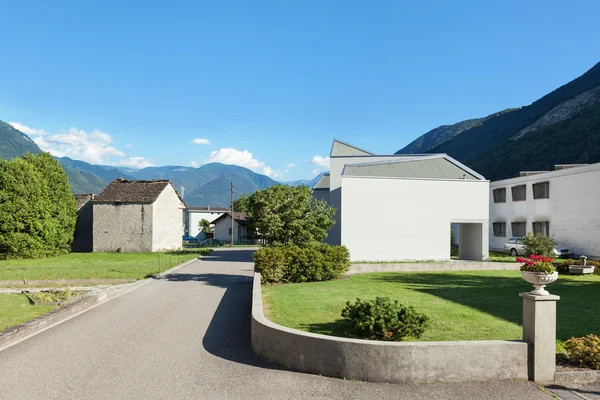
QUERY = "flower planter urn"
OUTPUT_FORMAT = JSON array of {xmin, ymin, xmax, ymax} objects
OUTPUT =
[{"xmin": 521, "ymin": 271, "xmax": 559, "ymax": 296}]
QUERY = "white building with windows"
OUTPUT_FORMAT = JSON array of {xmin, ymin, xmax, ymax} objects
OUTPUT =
[
  {"xmin": 313, "ymin": 139, "xmax": 490, "ymax": 262},
  {"xmin": 489, "ymin": 163, "xmax": 600, "ymax": 258},
  {"xmin": 184, "ymin": 206, "xmax": 228, "ymax": 238}
]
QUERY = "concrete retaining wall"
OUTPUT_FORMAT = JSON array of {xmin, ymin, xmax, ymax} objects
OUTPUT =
[
  {"xmin": 347, "ymin": 261, "xmax": 520, "ymax": 275},
  {"xmin": 251, "ymin": 272, "xmax": 529, "ymax": 384}
]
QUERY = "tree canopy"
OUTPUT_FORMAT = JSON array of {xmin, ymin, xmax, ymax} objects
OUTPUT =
[
  {"xmin": 246, "ymin": 184, "xmax": 336, "ymax": 245},
  {"xmin": 0, "ymin": 152, "xmax": 77, "ymax": 259},
  {"xmin": 199, "ymin": 218, "xmax": 211, "ymax": 233}
]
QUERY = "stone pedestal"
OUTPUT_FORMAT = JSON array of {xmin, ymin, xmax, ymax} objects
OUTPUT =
[{"xmin": 520, "ymin": 292, "xmax": 560, "ymax": 382}]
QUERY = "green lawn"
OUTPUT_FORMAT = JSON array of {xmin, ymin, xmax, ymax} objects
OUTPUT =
[
  {"xmin": 263, "ymin": 271, "xmax": 600, "ymax": 346},
  {"xmin": 0, "ymin": 249, "xmax": 212, "ymax": 281},
  {"xmin": 0, "ymin": 294, "xmax": 56, "ymax": 332},
  {"xmin": 488, "ymin": 251, "xmax": 517, "ymax": 262}
]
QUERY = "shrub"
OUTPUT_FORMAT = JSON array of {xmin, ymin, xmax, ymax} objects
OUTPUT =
[
  {"xmin": 564, "ymin": 334, "xmax": 600, "ymax": 369},
  {"xmin": 254, "ymin": 243, "xmax": 350, "ymax": 284},
  {"xmin": 558, "ymin": 259, "xmax": 600, "ymax": 274},
  {"xmin": 341, "ymin": 297, "xmax": 429, "ymax": 341},
  {"xmin": 522, "ymin": 233, "xmax": 556, "ymax": 257}
]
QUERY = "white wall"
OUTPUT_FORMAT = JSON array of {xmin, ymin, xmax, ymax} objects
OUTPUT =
[
  {"xmin": 489, "ymin": 164, "xmax": 600, "ymax": 258},
  {"xmin": 341, "ymin": 176, "xmax": 489, "ymax": 261},
  {"xmin": 328, "ymin": 155, "xmax": 403, "ymax": 245},
  {"xmin": 152, "ymin": 186, "xmax": 184, "ymax": 251},
  {"xmin": 188, "ymin": 210, "xmax": 225, "ymax": 237},
  {"xmin": 214, "ymin": 215, "xmax": 247, "ymax": 243}
]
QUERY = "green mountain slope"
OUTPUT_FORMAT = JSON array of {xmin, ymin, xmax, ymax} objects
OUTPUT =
[
  {"xmin": 0, "ymin": 119, "xmax": 109, "ymax": 193},
  {"xmin": 0, "ymin": 120, "xmax": 41, "ymax": 158},
  {"xmin": 57, "ymin": 157, "xmax": 135, "ymax": 182},
  {"xmin": 399, "ymin": 61, "xmax": 600, "ymax": 180}
]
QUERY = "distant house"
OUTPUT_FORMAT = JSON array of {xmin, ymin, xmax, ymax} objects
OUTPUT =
[
  {"xmin": 489, "ymin": 163, "xmax": 600, "ymax": 258},
  {"xmin": 184, "ymin": 206, "xmax": 228, "ymax": 238},
  {"xmin": 313, "ymin": 139, "xmax": 490, "ymax": 262},
  {"xmin": 212, "ymin": 212, "xmax": 248, "ymax": 244},
  {"xmin": 93, "ymin": 179, "xmax": 185, "ymax": 252},
  {"xmin": 71, "ymin": 194, "xmax": 95, "ymax": 252}
]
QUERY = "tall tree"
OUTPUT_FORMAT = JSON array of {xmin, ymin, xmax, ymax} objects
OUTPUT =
[
  {"xmin": 233, "ymin": 194, "xmax": 249, "ymax": 213},
  {"xmin": 0, "ymin": 152, "xmax": 77, "ymax": 259},
  {"xmin": 246, "ymin": 184, "xmax": 336, "ymax": 245},
  {"xmin": 198, "ymin": 218, "xmax": 211, "ymax": 233}
]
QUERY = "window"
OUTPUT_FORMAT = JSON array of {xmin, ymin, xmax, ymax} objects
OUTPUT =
[
  {"xmin": 511, "ymin": 222, "xmax": 526, "ymax": 237},
  {"xmin": 493, "ymin": 222, "xmax": 506, "ymax": 237},
  {"xmin": 533, "ymin": 182, "xmax": 550, "ymax": 199},
  {"xmin": 511, "ymin": 185, "xmax": 526, "ymax": 201},
  {"xmin": 228, "ymin": 228, "xmax": 232, "ymax": 234},
  {"xmin": 493, "ymin": 188, "xmax": 506, "ymax": 203},
  {"xmin": 533, "ymin": 221, "xmax": 550, "ymax": 236}
]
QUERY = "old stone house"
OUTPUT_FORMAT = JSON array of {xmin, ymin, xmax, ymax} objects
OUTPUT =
[{"xmin": 93, "ymin": 179, "xmax": 185, "ymax": 252}]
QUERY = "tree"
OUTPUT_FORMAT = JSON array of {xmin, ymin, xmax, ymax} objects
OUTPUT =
[
  {"xmin": 246, "ymin": 184, "xmax": 336, "ymax": 245},
  {"xmin": 522, "ymin": 233, "xmax": 556, "ymax": 258},
  {"xmin": 233, "ymin": 194, "xmax": 249, "ymax": 213},
  {"xmin": 198, "ymin": 218, "xmax": 211, "ymax": 233},
  {"xmin": 0, "ymin": 152, "xmax": 77, "ymax": 259}
]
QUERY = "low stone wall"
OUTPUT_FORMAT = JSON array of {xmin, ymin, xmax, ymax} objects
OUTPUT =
[
  {"xmin": 347, "ymin": 261, "xmax": 519, "ymax": 275},
  {"xmin": 251, "ymin": 272, "xmax": 529, "ymax": 384}
]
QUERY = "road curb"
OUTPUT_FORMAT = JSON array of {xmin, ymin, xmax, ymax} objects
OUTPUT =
[
  {"xmin": 554, "ymin": 370, "xmax": 600, "ymax": 384},
  {"xmin": 0, "ymin": 256, "xmax": 201, "ymax": 353}
]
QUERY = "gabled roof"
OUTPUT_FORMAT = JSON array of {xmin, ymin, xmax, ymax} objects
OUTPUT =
[
  {"xmin": 94, "ymin": 179, "xmax": 184, "ymax": 204},
  {"xmin": 342, "ymin": 155, "xmax": 485, "ymax": 180},
  {"xmin": 187, "ymin": 206, "xmax": 229, "ymax": 212},
  {"xmin": 75, "ymin": 194, "xmax": 95, "ymax": 210},
  {"xmin": 330, "ymin": 139, "xmax": 373, "ymax": 157},
  {"xmin": 212, "ymin": 212, "xmax": 248, "ymax": 225},
  {"xmin": 312, "ymin": 173, "xmax": 330, "ymax": 190}
]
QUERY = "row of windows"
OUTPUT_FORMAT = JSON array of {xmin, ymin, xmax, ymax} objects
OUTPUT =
[
  {"xmin": 493, "ymin": 182, "xmax": 549, "ymax": 203},
  {"xmin": 492, "ymin": 221, "xmax": 549, "ymax": 237}
]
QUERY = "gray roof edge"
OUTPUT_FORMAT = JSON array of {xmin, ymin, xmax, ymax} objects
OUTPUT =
[
  {"xmin": 330, "ymin": 139, "xmax": 374, "ymax": 156},
  {"xmin": 341, "ymin": 153, "xmax": 486, "ymax": 181},
  {"xmin": 312, "ymin": 174, "xmax": 331, "ymax": 190},
  {"xmin": 343, "ymin": 154, "xmax": 446, "ymax": 168},
  {"xmin": 342, "ymin": 175, "xmax": 490, "ymax": 183}
]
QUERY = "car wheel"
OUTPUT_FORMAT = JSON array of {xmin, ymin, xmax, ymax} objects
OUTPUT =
[{"xmin": 510, "ymin": 248, "xmax": 518, "ymax": 256}]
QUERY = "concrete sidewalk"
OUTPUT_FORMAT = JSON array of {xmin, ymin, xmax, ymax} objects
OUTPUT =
[{"xmin": 0, "ymin": 248, "xmax": 553, "ymax": 399}]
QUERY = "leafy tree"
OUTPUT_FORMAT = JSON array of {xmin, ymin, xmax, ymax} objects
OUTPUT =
[
  {"xmin": 198, "ymin": 218, "xmax": 211, "ymax": 233},
  {"xmin": 246, "ymin": 184, "xmax": 336, "ymax": 245},
  {"xmin": 233, "ymin": 194, "xmax": 249, "ymax": 213},
  {"xmin": 0, "ymin": 152, "xmax": 77, "ymax": 259},
  {"xmin": 522, "ymin": 233, "xmax": 556, "ymax": 258}
]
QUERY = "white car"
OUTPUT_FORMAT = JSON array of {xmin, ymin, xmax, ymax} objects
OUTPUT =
[{"xmin": 504, "ymin": 237, "xmax": 574, "ymax": 258}]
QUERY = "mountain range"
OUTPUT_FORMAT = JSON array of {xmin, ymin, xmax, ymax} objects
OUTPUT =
[
  {"xmin": 0, "ymin": 120, "xmax": 310, "ymax": 206},
  {"xmin": 397, "ymin": 61, "xmax": 600, "ymax": 181}
]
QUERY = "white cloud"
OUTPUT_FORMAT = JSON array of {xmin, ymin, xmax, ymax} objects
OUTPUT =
[
  {"xmin": 124, "ymin": 143, "xmax": 133, "ymax": 148},
  {"xmin": 9, "ymin": 122, "xmax": 49, "ymax": 136},
  {"xmin": 206, "ymin": 147, "xmax": 283, "ymax": 178},
  {"xmin": 118, "ymin": 157, "xmax": 154, "ymax": 169},
  {"xmin": 190, "ymin": 161, "xmax": 199, "ymax": 168},
  {"xmin": 11, "ymin": 122, "xmax": 153, "ymax": 168},
  {"xmin": 286, "ymin": 162, "xmax": 296, "ymax": 169},
  {"xmin": 191, "ymin": 138, "xmax": 211, "ymax": 145},
  {"xmin": 206, "ymin": 148, "xmax": 266, "ymax": 171},
  {"xmin": 311, "ymin": 155, "xmax": 330, "ymax": 176},
  {"xmin": 32, "ymin": 127, "xmax": 125, "ymax": 164}
]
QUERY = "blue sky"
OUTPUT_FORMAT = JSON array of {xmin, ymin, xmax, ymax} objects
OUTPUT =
[{"xmin": 1, "ymin": 0, "xmax": 598, "ymax": 180}]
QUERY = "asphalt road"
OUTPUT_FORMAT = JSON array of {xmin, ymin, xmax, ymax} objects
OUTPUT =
[{"xmin": 0, "ymin": 248, "xmax": 553, "ymax": 399}]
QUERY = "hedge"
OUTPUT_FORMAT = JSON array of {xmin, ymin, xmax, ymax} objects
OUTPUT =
[{"xmin": 253, "ymin": 243, "xmax": 350, "ymax": 284}]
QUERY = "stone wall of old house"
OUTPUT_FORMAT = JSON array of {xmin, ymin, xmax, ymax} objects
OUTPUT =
[
  {"xmin": 151, "ymin": 186, "xmax": 184, "ymax": 251},
  {"xmin": 92, "ymin": 203, "xmax": 153, "ymax": 252}
]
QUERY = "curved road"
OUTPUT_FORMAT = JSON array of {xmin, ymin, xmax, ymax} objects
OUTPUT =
[{"xmin": 0, "ymin": 249, "xmax": 551, "ymax": 399}]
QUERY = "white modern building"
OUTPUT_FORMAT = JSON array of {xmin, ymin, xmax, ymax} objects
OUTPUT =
[
  {"xmin": 313, "ymin": 139, "xmax": 490, "ymax": 262},
  {"xmin": 184, "ymin": 206, "xmax": 228, "ymax": 238},
  {"xmin": 489, "ymin": 163, "xmax": 600, "ymax": 258}
]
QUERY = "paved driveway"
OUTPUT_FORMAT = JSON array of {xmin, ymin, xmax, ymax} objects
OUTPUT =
[{"xmin": 0, "ymin": 248, "xmax": 552, "ymax": 399}]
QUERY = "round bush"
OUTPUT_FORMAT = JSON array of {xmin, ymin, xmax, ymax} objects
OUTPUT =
[{"xmin": 341, "ymin": 297, "xmax": 429, "ymax": 341}]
